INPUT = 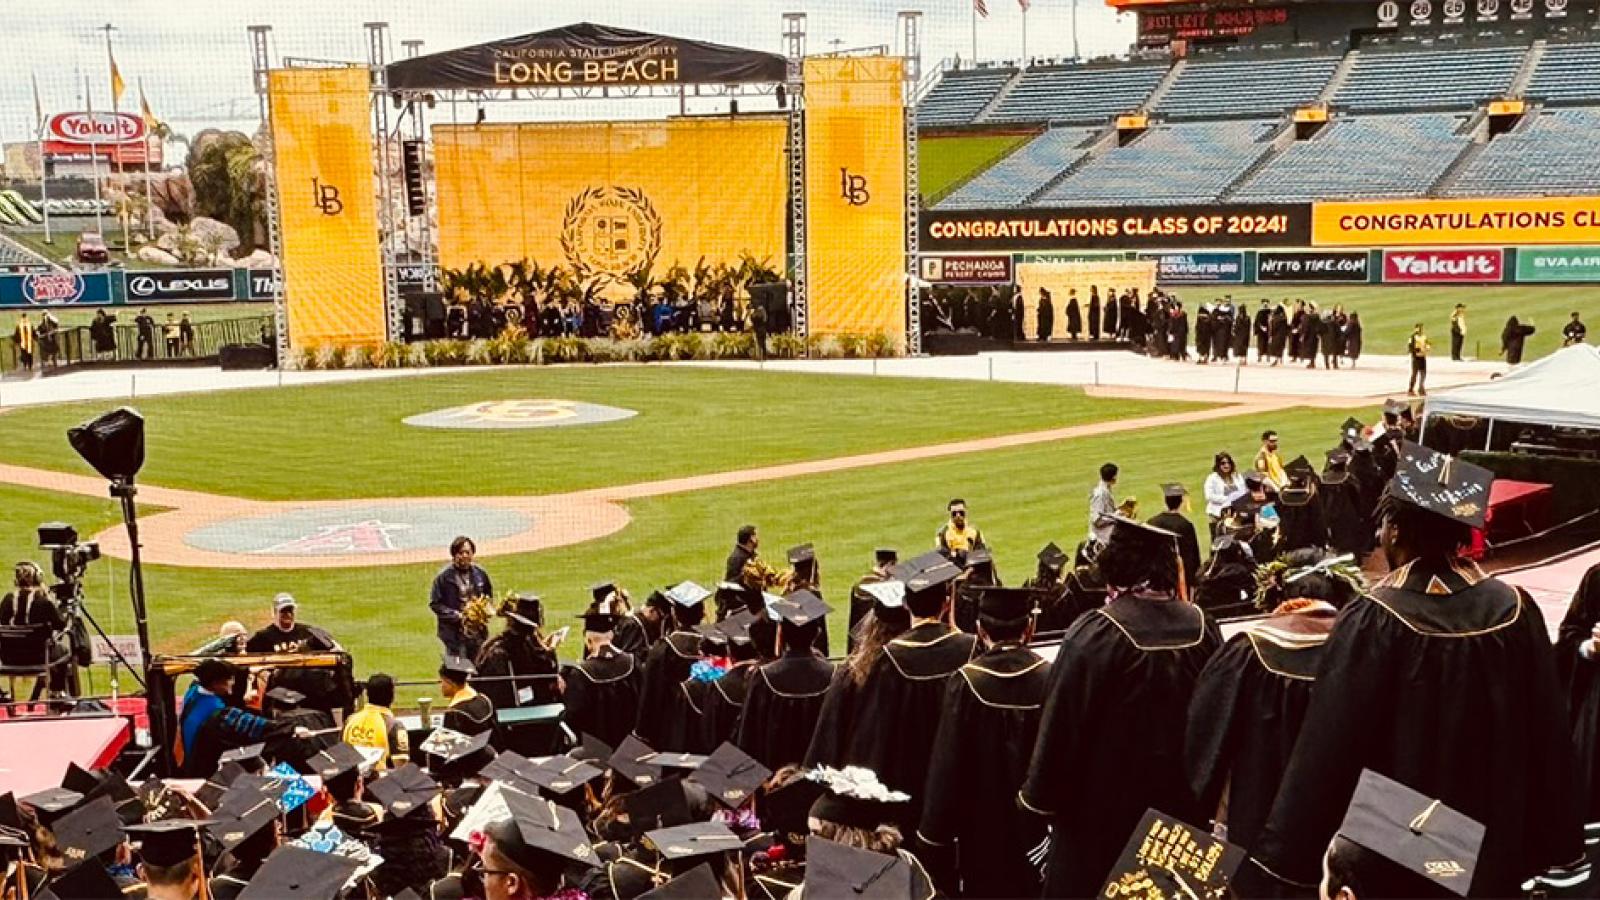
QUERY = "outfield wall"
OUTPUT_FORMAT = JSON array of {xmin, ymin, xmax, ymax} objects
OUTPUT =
[{"xmin": 0, "ymin": 265, "xmax": 433, "ymax": 309}]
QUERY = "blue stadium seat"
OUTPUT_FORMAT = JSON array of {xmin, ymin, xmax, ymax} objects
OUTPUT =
[
  {"xmin": 1444, "ymin": 106, "xmax": 1600, "ymax": 196},
  {"xmin": 1034, "ymin": 120, "xmax": 1278, "ymax": 206},
  {"xmin": 1526, "ymin": 42, "xmax": 1600, "ymax": 104},
  {"xmin": 985, "ymin": 63, "xmax": 1166, "ymax": 125},
  {"xmin": 917, "ymin": 67, "xmax": 1018, "ymax": 127},
  {"xmin": 935, "ymin": 126, "xmax": 1103, "ymax": 209},
  {"xmin": 1332, "ymin": 46, "xmax": 1523, "ymax": 111},
  {"xmin": 1231, "ymin": 112, "xmax": 1470, "ymax": 201},
  {"xmin": 1155, "ymin": 56, "xmax": 1340, "ymax": 119}
]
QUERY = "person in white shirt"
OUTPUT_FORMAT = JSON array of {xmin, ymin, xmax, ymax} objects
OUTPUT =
[
  {"xmin": 1087, "ymin": 462, "xmax": 1119, "ymax": 546},
  {"xmin": 1202, "ymin": 452, "xmax": 1247, "ymax": 538}
]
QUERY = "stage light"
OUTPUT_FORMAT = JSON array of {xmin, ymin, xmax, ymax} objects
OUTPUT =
[{"xmin": 68, "ymin": 407, "xmax": 144, "ymax": 483}]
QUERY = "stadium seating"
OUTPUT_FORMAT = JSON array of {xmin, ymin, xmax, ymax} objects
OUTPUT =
[
  {"xmin": 1155, "ymin": 56, "xmax": 1340, "ymax": 119},
  {"xmin": 986, "ymin": 63, "xmax": 1166, "ymax": 124},
  {"xmin": 1036, "ymin": 120, "xmax": 1278, "ymax": 206},
  {"xmin": 916, "ymin": 67, "xmax": 1017, "ymax": 127},
  {"xmin": 1526, "ymin": 42, "xmax": 1600, "ymax": 104},
  {"xmin": 936, "ymin": 127, "xmax": 1103, "ymax": 209},
  {"xmin": 1332, "ymin": 46, "xmax": 1524, "ymax": 111},
  {"xmin": 1443, "ymin": 106, "xmax": 1600, "ymax": 196},
  {"xmin": 1231, "ymin": 113, "xmax": 1470, "ymax": 201},
  {"xmin": 0, "ymin": 237, "xmax": 46, "ymax": 267}
]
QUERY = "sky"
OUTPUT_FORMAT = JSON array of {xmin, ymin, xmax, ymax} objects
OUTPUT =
[{"xmin": 2, "ymin": 0, "xmax": 1137, "ymax": 145}]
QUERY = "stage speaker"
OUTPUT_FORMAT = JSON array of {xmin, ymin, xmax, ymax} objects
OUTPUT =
[
  {"xmin": 219, "ymin": 344, "xmax": 276, "ymax": 370},
  {"xmin": 405, "ymin": 292, "xmax": 447, "ymax": 341}
]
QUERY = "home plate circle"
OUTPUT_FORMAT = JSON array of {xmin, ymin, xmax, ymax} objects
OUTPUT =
[
  {"xmin": 404, "ymin": 399, "xmax": 637, "ymax": 430},
  {"xmin": 184, "ymin": 504, "xmax": 532, "ymax": 556}
]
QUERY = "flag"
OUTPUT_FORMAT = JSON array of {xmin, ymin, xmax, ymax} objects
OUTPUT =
[
  {"xmin": 31, "ymin": 73, "xmax": 43, "ymax": 133},
  {"xmin": 108, "ymin": 47, "xmax": 126, "ymax": 109},
  {"xmin": 138, "ymin": 80, "xmax": 160, "ymax": 131},
  {"xmin": 975, "ymin": 0, "xmax": 990, "ymax": 16}
]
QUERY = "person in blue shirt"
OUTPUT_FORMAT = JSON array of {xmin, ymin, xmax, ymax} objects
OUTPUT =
[
  {"xmin": 429, "ymin": 535, "xmax": 494, "ymax": 658},
  {"xmin": 178, "ymin": 658, "xmax": 277, "ymax": 777}
]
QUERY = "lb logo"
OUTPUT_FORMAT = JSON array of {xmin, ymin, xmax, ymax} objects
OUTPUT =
[
  {"xmin": 405, "ymin": 399, "xmax": 638, "ymax": 430},
  {"xmin": 560, "ymin": 185, "xmax": 662, "ymax": 280}
]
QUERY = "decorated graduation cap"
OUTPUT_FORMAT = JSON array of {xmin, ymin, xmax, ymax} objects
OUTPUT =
[
  {"xmin": 438, "ymin": 655, "xmax": 477, "ymax": 684},
  {"xmin": 1037, "ymin": 541, "xmax": 1069, "ymax": 571},
  {"xmin": 125, "ymin": 819, "xmax": 204, "ymax": 869},
  {"xmin": 236, "ymin": 845, "xmax": 362, "ymax": 900},
  {"xmin": 639, "ymin": 863, "xmax": 721, "ymax": 900},
  {"xmin": 688, "ymin": 742, "xmax": 772, "ymax": 809},
  {"xmin": 803, "ymin": 836, "xmax": 915, "ymax": 900},
  {"xmin": 807, "ymin": 766, "xmax": 911, "ymax": 830},
  {"xmin": 857, "ymin": 579, "xmax": 906, "ymax": 616},
  {"xmin": 644, "ymin": 821, "xmax": 743, "ymax": 861},
  {"xmin": 525, "ymin": 755, "xmax": 605, "ymax": 797},
  {"xmin": 717, "ymin": 609, "xmax": 757, "ymax": 647},
  {"xmin": 1386, "ymin": 441, "xmax": 1493, "ymax": 529},
  {"xmin": 1099, "ymin": 808, "xmax": 1246, "ymax": 900},
  {"xmin": 771, "ymin": 591, "xmax": 831, "ymax": 630},
  {"xmin": 608, "ymin": 735, "xmax": 665, "ymax": 787},
  {"xmin": 485, "ymin": 788, "xmax": 599, "ymax": 870},
  {"xmin": 1334, "ymin": 769, "xmax": 1485, "ymax": 897},
  {"xmin": 665, "ymin": 580, "xmax": 712, "ymax": 609},
  {"xmin": 48, "ymin": 797, "xmax": 123, "ymax": 866},
  {"xmin": 424, "ymin": 729, "xmax": 496, "ymax": 780}
]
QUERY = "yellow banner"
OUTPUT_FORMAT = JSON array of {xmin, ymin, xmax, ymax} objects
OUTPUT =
[
  {"xmin": 1313, "ymin": 196, "xmax": 1600, "ymax": 247},
  {"xmin": 268, "ymin": 67, "xmax": 387, "ymax": 350},
  {"xmin": 1016, "ymin": 260, "xmax": 1157, "ymax": 339},
  {"xmin": 434, "ymin": 118, "xmax": 786, "ymax": 284},
  {"xmin": 803, "ymin": 56, "xmax": 907, "ymax": 343}
]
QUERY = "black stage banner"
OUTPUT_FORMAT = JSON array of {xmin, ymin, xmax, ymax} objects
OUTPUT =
[
  {"xmin": 921, "ymin": 203, "xmax": 1313, "ymax": 252},
  {"xmin": 1256, "ymin": 250, "xmax": 1371, "ymax": 282},
  {"xmin": 387, "ymin": 23, "xmax": 788, "ymax": 91},
  {"xmin": 125, "ymin": 269, "xmax": 235, "ymax": 302}
]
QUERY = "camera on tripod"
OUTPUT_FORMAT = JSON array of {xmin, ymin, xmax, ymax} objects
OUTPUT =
[{"xmin": 39, "ymin": 522, "xmax": 100, "ymax": 599}]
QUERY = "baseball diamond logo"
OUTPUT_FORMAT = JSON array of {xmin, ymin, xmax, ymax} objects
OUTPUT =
[
  {"xmin": 560, "ymin": 186, "xmax": 662, "ymax": 280},
  {"xmin": 265, "ymin": 519, "xmax": 413, "ymax": 554},
  {"xmin": 403, "ymin": 399, "xmax": 638, "ymax": 430}
]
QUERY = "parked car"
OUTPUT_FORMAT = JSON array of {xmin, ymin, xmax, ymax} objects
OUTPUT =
[{"xmin": 76, "ymin": 231, "xmax": 108, "ymax": 264}]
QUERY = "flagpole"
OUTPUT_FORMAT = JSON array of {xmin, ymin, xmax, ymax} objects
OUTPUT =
[
  {"xmin": 103, "ymin": 23, "xmax": 129, "ymax": 255},
  {"xmin": 33, "ymin": 73, "xmax": 52, "ymax": 246},
  {"xmin": 972, "ymin": 2, "xmax": 978, "ymax": 63},
  {"xmin": 140, "ymin": 79, "xmax": 155, "ymax": 243},
  {"xmin": 85, "ymin": 75, "xmax": 105, "ymax": 237},
  {"xmin": 1023, "ymin": 4, "xmax": 1029, "ymax": 64},
  {"xmin": 1073, "ymin": 0, "xmax": 1081, "ymax": 60}
]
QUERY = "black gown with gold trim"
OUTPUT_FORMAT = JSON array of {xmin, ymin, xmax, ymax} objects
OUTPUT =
[
  {"xmin": 1557, "ymin": 563, "xmax": 1600, "ymax": 822},
  {"xmin": 1254, "ymin": 559, "xmax": 1583, "ymax": 896},
  {"xmin": 919, "ymin": 644, "xmax": 1051, "ymax": 899},
  {"xmin": 633, "ymin": 631, "xmax": 702, "ymax": 746},
  {"xmin": 735, "ymin": 651, "xmax": 835, "ymax": 770},
  {"xmin": 1020, "ymin": 593, "xmax": 1220, "ymax": 898},
  {"xmin": 561, "ymin": 644, "xmax": 642, "ymax": 749}
]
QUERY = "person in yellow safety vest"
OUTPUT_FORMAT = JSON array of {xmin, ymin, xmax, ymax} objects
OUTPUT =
[
  {"xmin": 341, "ymin": 673, "xmax": 408, "ymax": 770},
  {"xmin": 937, "ymin": 498, "xmax": 987, "ymax": 567}
]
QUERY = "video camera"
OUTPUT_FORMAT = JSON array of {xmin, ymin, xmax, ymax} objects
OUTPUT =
[{"xmin": 39, "ymin": 522, "xmax": 100, "ymax": 594}]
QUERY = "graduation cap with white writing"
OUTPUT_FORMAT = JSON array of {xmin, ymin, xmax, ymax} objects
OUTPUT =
[{"xmin": 1386, "ymin": 441, "xmax": 1492, "ymax": 529}]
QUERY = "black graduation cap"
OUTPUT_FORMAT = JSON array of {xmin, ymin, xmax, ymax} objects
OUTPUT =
[
  {"xmin": 976, "ymin": 586, "xmax": 1039, "ymax": 621},
  {"xmin": 1161, "ymin": 483, "xmax": 1187, "ymax": 501},
  {"xmin": 1342, "ymin": 417, "xmax": 1366, "ymax": 439},
  {"xmin": 265, "ymin": 686, "xmax": 305, "ymax": 708},
  {"xmin": 194, "ymin": 761, "xmax": 248, "ymax": 812},
  {"xmin": 1099, "ymin": 808, "xmax": 1246, "ymax": 900},
  {"xmin": 644, "ymin": 589, "xmax": 673, "ymax": 612},
  {"xmin": 641, "ymin": 751, "xmax": 706, "ymax": 771},
  {"xmin": 44, "ymin": 859, "xmax": 123, "ymax": 900},
  {"xmin": 488, "ymin": 788, "xmax": 600, "ymax": 870},
  {"xmin": 694, "ymin": 623, "xmax": 730, "ymax": 648},
  {"xmin": 608, "ymin": 735, "xmax": 665, "ymax": 787},
  {"xmin": 1387, "ymin": 441, "xmax": 1493, "ymax": 529},
  {"xmin": 874, "ymin": 548, "xmax": 898, "ymax": 565},
  {"xmin": 366, "ymin": 764, "xmax": 439, "ymax": 818},
  {"xmin": 644, "ymin": 821, "xmax": 743, "ymax": 861},
  {"xmin": 802, "ymin": 836, "xmax": 914, "ymax": 900},
  {"xmin": 904, "ymin": 561, "xmax": 962, "ymax": 595},
  {"xmin": 125, "ymin": 819, "xmax": 204, "ymax": 868},
  {"xmin": 688, "ymin": 743, "xmax": 772, "ymax": 809},
  {"xmin": 571, "ymin": 733, "xmax": 614, "ymax": 766},
  {"xmin": 1326, "ymin": 447, "xmax": 1352, "ymax": 468},
  {"xmin": 504, "ymin": 593, "xmax": 544, "ymax": 628},
  {"xmin": 48, "ymin": 797, "xmax": 123, "ymax": 866},
  {"xmin": 236, "ymin": 845, "xmax": 361, "ymax": 900},
  {"xmin": 1037, "ymin": 542, "xmax": 1069, "ymax": 570},
  {"xmin": 581, "ymin": 590, "xmax": 625, "ymax": 632},
  {"xmin": 1109, "ymin": 516, "xmax": 1179, "ymax": 557},
  {"xmin": 786, "ymin": 544, "xmax": 815, "ymax": 566},
  {"xmin": 20, "ymin": 787, "xmax": 83, "ymax": 825},
  {"xmin": 0, "ymin": 792, "xmax": 19, "ymax": 831},
  {"xmin": 889, "ymin": 551, "xmax": 948, "ymax": 581},
  {"xmin": 591, "ymin": 582, "xmax": 619, "ymax": 604},
  {"xmin": 204, "ymin": 797, "xmax": 279, "ymax": 854},
  {"xmin": 758, "ymin": 778, "xmax": 825, "ymax": 845},
  {"xmin": 638, "ymin": 863, "xmax": 721, "ymax": 900},
  {"xmin": 438, "ymin": 655, "xmax": 476, "ymax": 682},
  {"xmin": 771, "ymin": 592, "xmax": 831, "ymax": 629},
  {"xmin": 478, "ymin": 750, "xmax": 534, "ymax": 785},
  {"xmin": 60, "ymin": 764, "xmax": 142, "ymax": 826},
  {"xmin": 623, "ymin": 780, "xmax": 695, "ymax": 834},
  {"xmin": 1285, "ymin": 455, "xmax": 1317, "ymax": 481},
  {"xmin": 1336, "ymin": 769, "xmax": 1485, "ymax": 897},
  {"xmin": 218, "ymin": 743, "xmax": 268, "ymax": 773},
  {"xmin": 526, "ymin": 755, "xmax": 605, "ymax": 797},
  {"xmin": 310, "ymin": 743, "xmax": 368, "ymax": 782},
  {"xmin": 718, "ymin": 609, "xmax": 757, "ymax": 646}
]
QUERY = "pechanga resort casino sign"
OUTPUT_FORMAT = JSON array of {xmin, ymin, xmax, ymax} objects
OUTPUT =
[{"xmin": 386, "ymin": 22, "xmax": 788, "ymax": 92}]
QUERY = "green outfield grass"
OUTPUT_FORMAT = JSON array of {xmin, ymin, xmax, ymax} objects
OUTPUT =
[
  {"xmin": 0, "ymin": 368, "xmax": 1195, "ymax": 500},
  {"xmin": 0, "ymin": 399, "xmax": 1363, "ymax": 693},
  {"xmin": 1182, "ymin": 283, "xmax": 1598, "ymax": 361},
  {"xmin": 919, "ymin": 133, "xmax": 1033, "ymax": 203},
  {"xmin": 0, "ymin": 302, "xmax": 268, "ymax": 335}
]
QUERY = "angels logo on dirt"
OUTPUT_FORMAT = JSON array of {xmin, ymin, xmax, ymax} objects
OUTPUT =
[
  {"xmin": 265, "ymin": 519, "xmax": 414, "ymax": 555},
  {"xmin": 20, "ymin": 272, "xmax": 86, "ymax": 304}
]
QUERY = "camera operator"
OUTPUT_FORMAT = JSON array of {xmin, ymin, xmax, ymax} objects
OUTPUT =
[
  {"xmin": 0, "ymin": 561, "xmax": 71, "ymax": 700},
  {"xmin": 244, "ymin": 593, "xmax": 342, "ymax": 712}
]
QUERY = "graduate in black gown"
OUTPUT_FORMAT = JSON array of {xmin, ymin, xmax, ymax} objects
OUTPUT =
[
  {"xmin": 736, "ymin": 592, "xmax": 834, "ymax": 770},
  {"xmin": 1556, "ymin": 562, "xmax": 1600, "ymax": 823},
  {"xmin": 1274, "ymin": 456, "xmax": 1329, "ymax": 553},
  {"xmin": 1232, "ymin": 308, "xmax": 1251, "ymax": 362},
  {"xmin": 1319, "ymin": 449, "xmax": 1372, "ymax": 557},
  {"xmin": 1065, "ymin": 294, "xmax": 1082, "ymax": 340},
  {"xmin": 1147, "ymin": 483, "xmax": 1202, "ymax": 595},
  {"xmin": 561, "ymin": 596, "xmax": 644, "ymax": 749},
  {"xmin": 919, "ymin": 588, "xmax": 1050, "ymax": 899},
  {"xmin": 1192, "ymin": 534, "xmax": 1259, "ymax": 619},
  {"xmin": 1019, "ymin": 517, "xmax": 1221, "ymax": 898},
  {"xmin": 1169, "ymin": 304, "xmax": 1189, "ymax": 360},
  {"xmin": 633, "ymin": 582, "xmax": 709, "ymax": 748},
  {"xmin": 1104, "ymin": 290, "xmax": 1120, "ymax": 339},
  {"xmin": 1194, "ymin": 305, "xmax": 1213, "ymax": 363},
  {"xmin": 1187, "ymin": 549, "xmax": 1360, "ymax": 892},
  {"xmin": 1088, "ymin": 292, "xmax": 1102, "ymax": 340},
  {"xmin": 1254, "ymin": 445, "xmax": 1583, "ymax": 896},
  {"xmin": 612, "ymin": 587, "xmax": 666, "ymax": 662},
  {"xmin": 699, "ymin": 612, "xmax": 760, "ymax": 750},
  {"xmin": 1254, "ymin": 300, "xmax": 1272, "ymax": 360},
  {"xmin": 847, "ymin": 549, "xmax": 897, "ymax": 654},
  {"xmin": 805, "ymin": 560, "xmax": 976, "ymax": 835},
  {"xmin": 1345, "ymin": 311, "xmax": 1364, "ymax": 365},
  {"xmin": 1267, "ymin": 305, "xmax": 1290, "ymax": 364},
  {"xmin": 1035, "ymin": 288, "xmax": 1054, "ymax": 342}
]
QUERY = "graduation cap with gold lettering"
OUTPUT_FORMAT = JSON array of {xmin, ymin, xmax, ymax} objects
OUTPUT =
[
  {"xmin": 1333, "ymin": 769, "xmax": 1484, "ymax": 897},
  {"xmin": 236, "ymin": 845, "xmax": 361, "ymax": 900},
  {"xmin": 126, "ymin": 819, "xmax": 205, "ymax": 869},
  {"xmin": 771, "ymin": 592, "xmax": 830, "ymax": 629},
  {"xmin": 802, "ymin": 836, "xmax": 914, "ymax": 900},
  {"xmin": 525, "ymin": 755, "xmax": 605, "ymax": 797},
  {"xmin": 757, "ymin": 777, "xmax": 825, "ymax": 848},
  {"xmin": 48, "ymin": 797, "xmax": 123, "ymax": 866},
  {"xmin": 623, "ymin": 780, "xmax": 695, "ymax": 835},
  {"xmin": 365, "ymin": 763, "xmax": 438, "ymax": 820},
  {"xmin": 688, "ymin": 743, "xmax": 771, "ymax": 809},
  {"xmin": 1386, "ymin": 441, "xmax": 1493, "ymax": 529},
  {"xmin": 1099, "ymin": 808, "xmax": 1246, "ymax": 900},
  {"xmin": 607, "ymin": 735, "xmax": 665, "ymax": 787},
  {"xmin": 643, "ymin": 821, "xmax": 743, "ymax": 861},
  {"xmin": 639, "ymin": 863, "xmax": 721, "ymax": 900},
  {"xmin": 485, "ymin": 788, "xmax": 599, "ymax": 870},
  {"xmin": 218, "ymin": 743, "xmax": 268, "ymax": 774},
  {"xmin": 59, "ymin": 764, "xmax": 142, "ymax": 826},
  {"xmin": 204, "ymin": 796, "xmax": 280, "ymax": 854}
]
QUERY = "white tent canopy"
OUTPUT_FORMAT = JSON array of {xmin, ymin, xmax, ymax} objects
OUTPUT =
[{"xmin": 1425, "ymin": 344, "xmax": 1600, "ymax": 431}]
